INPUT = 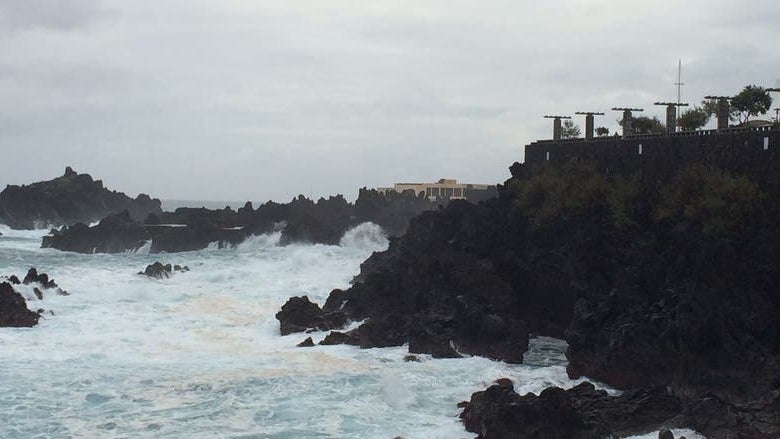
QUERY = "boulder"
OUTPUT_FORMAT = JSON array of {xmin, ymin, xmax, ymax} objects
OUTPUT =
[
  {"xmin": 460, "ymin": 380, "xmax": 681, "ymax": 439},
  {"xmin": 0, "ymin": 282, "xmax": 40, "ymax": 327},
  {"xmin": 275, "ymin": 296, "xmax": 347, "ymax": 336},
  {"xmin": 297, "ymin": 337, "xmax": 315, "ymax": 347},
  {"xmin": 138, "ymin": 262, "xmax": 190, "ymax": 279}
]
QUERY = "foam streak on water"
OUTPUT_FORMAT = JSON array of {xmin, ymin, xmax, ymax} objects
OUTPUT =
[{"xmin": 0, "ymin": 223, "xmax": 702, "ymax": 438}]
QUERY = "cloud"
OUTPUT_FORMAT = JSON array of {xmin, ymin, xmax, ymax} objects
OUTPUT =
[
  {"xmin": 0, "ymin": 0, "xmax": 107, "ymax": 32},
  {"xmin": 0, "ymin": 1, "xmax": 779, "ymax": 202}
]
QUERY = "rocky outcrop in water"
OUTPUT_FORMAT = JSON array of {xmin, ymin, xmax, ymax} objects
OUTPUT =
[
  {"xmin": 138, "ymin": 262, "xmax": 190, "ymax": 279},
  {"xmin": 22, "ymin": 268, "xmax": 69, "ymax": 296},
  {"xmin": 459, "ymin": 379, "xmax": 681, "ymax": 439},
  {"xmin": 275, "ymin": 296, "xmax": 347, "ymax": 336},
  {"xmin": 0, "ymin": 167, "xmax": 162, "ymax": 230}
]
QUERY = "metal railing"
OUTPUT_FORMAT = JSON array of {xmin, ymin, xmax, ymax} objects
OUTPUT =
[{"xmin": 532, "ymin": 125, "xmax": 778, "ymax": 144}]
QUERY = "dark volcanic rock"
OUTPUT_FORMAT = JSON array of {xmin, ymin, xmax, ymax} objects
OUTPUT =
[
  {"xmin": 297, "ymin": 337, "xmax": 315, "ymax": 347},
  {"xmin": 0, "ymin": 282, "xmax": 40, "ymax": 327},
  {"xmin": 275, "ymin": 296, "xmax": 347, "ymax": 336},
  {"xmin": 42, "ymin": 188, "xmax": 445, "ymax": 253},
  {"xmin": 272, "ymin": 158, "xmax": 780, "ymax": 437},
  {"xmin": 460, "ymin": 380, "xmax": 681, "ymax": 439},
  {"xmin": 138, "ymin": 262, "xmax": 189, "ymax": 279},
  {"xmin": 20, "ymin": 268, "xmax": 69, "ymax": 296},
  {"xmin": 314, "ymin": 202, "xmax": 530, "ymax": 362},
  {"xmin": 43, "ymin": 211, "xmax": 150, "ymax": 253},
  {"xmin": 319, "ymin": 331, "xmax": 360, "ymax": 346},
  {"xmin": 0, "ymin": 167, "xmax": 162, "ymax": 229}
]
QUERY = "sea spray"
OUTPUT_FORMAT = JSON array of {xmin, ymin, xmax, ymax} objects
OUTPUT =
[{"xmin": 339, "ymin": 222, "xmax": 388, "ymax": 252}]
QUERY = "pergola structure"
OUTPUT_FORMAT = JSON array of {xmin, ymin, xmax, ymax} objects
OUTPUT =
[
  {"xmin": 654, "ymin": 102, "xmax": 689, "ymax": 134},
  {"xmin": 575, "ymin": 112, "xmax": 605, "ymax": 139},
  {"xmin": 611, "ymin": 108, "xmax": 643, "ymax": 138},
  {"xmin": 543, "ymin": 115, "xmax": 572, "ymax": 140},
  {"xmin": 704, "ymin": 96, "xmax": 732, "ymax": 130}
]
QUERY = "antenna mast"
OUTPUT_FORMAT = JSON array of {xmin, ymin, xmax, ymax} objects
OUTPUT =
[{"xmin": 675, "ymin": 59, "xmax": 684, "ymax": 120}]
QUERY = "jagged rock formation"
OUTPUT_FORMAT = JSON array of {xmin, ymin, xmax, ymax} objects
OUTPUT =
[
  {"xmin": 22, "ymin": 268, "xmax": 69, "ymax": 296},
  {"xmin": 138, "ymin": 262, "xmax": 189, "ymax": 279},
  {"xmin": 274, "ymin": 296, "xmax": 347, "ymax": 336},
  {"xmin": 0, "ymin": 267, "xmax": 67, "ymax": 327},
  {"xmin": 459, "ymin": 379, "xmax": 681, "ymax": 439},
  {"xmin": 0, "ymin": 167, "xmax": 162, "ymax": 229},
  {"xmin": 43, "ymin": 188, "xmax": 464, "ymax": 254}
]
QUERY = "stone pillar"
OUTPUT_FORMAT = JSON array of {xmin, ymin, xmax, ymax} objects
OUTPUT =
[
  {"xmin": 622, "ymin": 110, "xmax": 632, "ymax": 138},
  {"xmin": 717, "ymin": 98, "xmax": 730, "ymax": 130},
  {"xmin": 666, "ymin": 104, "xmax": 676, "ymax": 135},
  {"xmin": 553, "ymin": 117, "xmax": 562, "ymax": 141},
  {"xmin": 585, "ymin": 114, "xmax": 594, "ymax": 139}
]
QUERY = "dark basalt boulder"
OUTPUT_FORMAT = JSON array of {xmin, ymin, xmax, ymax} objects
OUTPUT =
[
  {"xmin": 0, "ymin": 167, "xmax": 162, "ymax": 230},
  {"xmin": 459, "ymin": 380, "xmax": 681, "ymax": 439},
  {"xmin": 138, "ymin": 262, "xmax": 189, "ymax": 279},
  {"xmin": 275, "ymin": 296, "xmax": 347, "ymax": 336},
  {"xmin": 0, "ymin": 282, "xmax": 40, "ymax": 327},
  {"xmin": 673, "ymin": 393, "xmax": 780, "ymax": 439},
  {"xmin": 297, "ymin": 337, "xmax": 315, "ymax": 347}
]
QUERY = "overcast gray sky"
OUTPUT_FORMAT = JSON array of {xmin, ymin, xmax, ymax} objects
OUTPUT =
[{"xmin": 1, "ymin": 1, "xmax": 779, "ymax": 203}]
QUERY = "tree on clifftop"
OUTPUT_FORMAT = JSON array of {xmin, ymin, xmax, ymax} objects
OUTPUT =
[
  {"xmin": 677, "ymin": 107, "xmax": 710, "ymax": 131},
  {"xmin": 631, "ymin": 116, "xmax": 666, "ymax": 135},
  {"xmin": 731, "ymin": 85, "xmax": 772, "ymax": 125},
  {"xmin": 595, "ymin": 127, "xmax": 609, "ymax": 137},
  {"xmin": 561, "ymin": 119, "xmax": 581, "ymax": 139}
]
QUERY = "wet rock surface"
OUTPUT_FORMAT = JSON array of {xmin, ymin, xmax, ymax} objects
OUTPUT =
[
  {"xmin": 275, "ymin": 296, "xmax": 347, "ymax": 336},
  {"xmin": 0, "ymin": 282, "xmax": 40, "ymax": 327},
  {"xmin": 138, "ymin": 262, "xmax": 190, "ymax": 279},
  {"xmin": 459, "ymin": 379, "xmax": 681, "ymax": 439}
]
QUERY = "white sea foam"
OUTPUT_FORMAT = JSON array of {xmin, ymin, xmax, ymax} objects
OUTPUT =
[
  {"xmin": 0, "ymin": 224, "xmax": 704, "ymax": 439},
  {"xmin": 339, "ymin": 222, "xmax": 388, "ymax": 252}
]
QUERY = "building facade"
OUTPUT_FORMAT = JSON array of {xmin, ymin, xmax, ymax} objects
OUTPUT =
[{"xmin": 378, "ymin": 178, "xmax": 494, "ymax": 202}]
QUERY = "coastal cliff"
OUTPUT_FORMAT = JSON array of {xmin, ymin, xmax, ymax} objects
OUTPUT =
[{"xmin": 278, "ymin": 128, "xmax": 780, "ymax": 438}]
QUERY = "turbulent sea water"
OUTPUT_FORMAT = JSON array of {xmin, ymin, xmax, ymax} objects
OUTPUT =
[{"xmin": 0, "ymin": 223, "xmax": 702, "ymax": 438}]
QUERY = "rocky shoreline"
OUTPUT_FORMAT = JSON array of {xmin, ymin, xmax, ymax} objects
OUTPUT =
[{"xmin": 277, "ymin": 160, "xmax": 780, "ymax": 438}]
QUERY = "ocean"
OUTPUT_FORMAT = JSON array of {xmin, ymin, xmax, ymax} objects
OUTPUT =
[{"xmin": 0, "ymin": 223, "xmax": 702, "ymax": 438}]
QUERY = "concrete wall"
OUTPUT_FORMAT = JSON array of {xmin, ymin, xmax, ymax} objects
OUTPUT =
[{"xmin": 524, "ymin": 127, "xmax": 780, "ymax": 189}]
